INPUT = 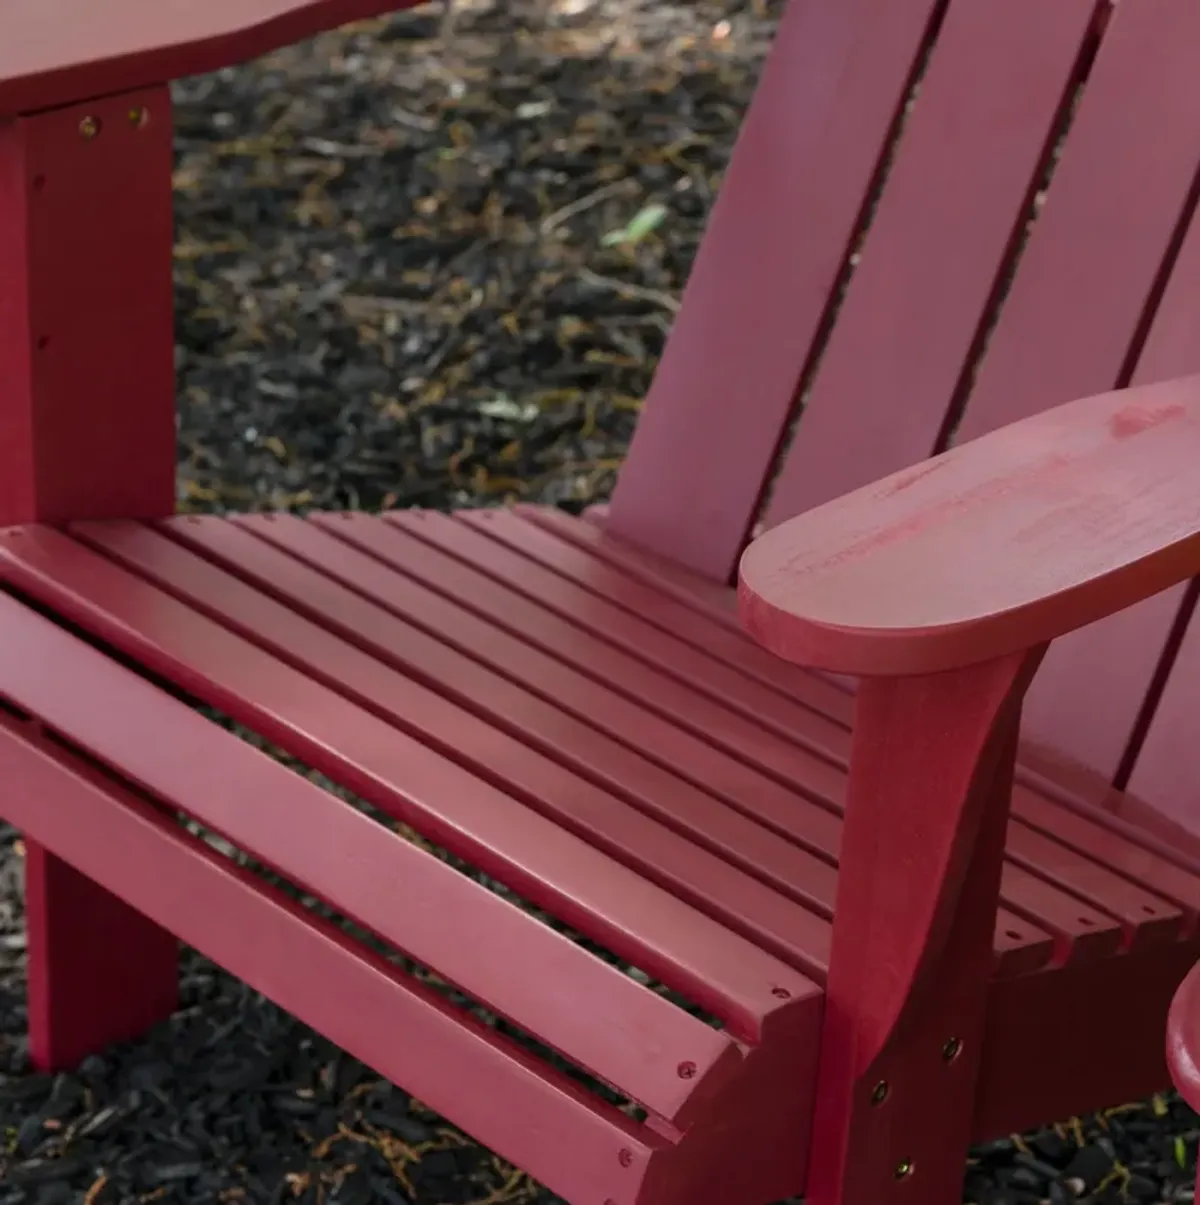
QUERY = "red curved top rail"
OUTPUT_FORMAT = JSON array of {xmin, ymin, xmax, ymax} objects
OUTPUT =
[
  {"xmin": 0, "ymin": 0, "xmax": 423, "ymax": 117},
  {"xmin": 739, "ymin": 374, "xmax": 1200, "ymax": 677}
]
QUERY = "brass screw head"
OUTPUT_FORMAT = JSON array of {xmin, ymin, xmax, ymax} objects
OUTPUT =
[
  {"xmin": 128, "ymin": 105, "xmax": 150, "ymax": 129},
  {"xmin": 78, "ymin": 116, "xmax": 100, "ymax": 140},
  {"xmin": 942, "ymin": 1037, "xmax": 964, "ymax": 1063},
  {"xmin": 895, "ymin": 1159, "xmax": 914, "ymax": 1180},
  {"xmin": 870, "ymin": 1080, "xmax": 890, "ymax": 1106}
]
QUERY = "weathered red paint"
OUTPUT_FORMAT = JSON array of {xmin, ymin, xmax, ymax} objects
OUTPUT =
[{"xmin": 8, "ymin": 1, "xmax": 1200, "ymax": 1204}]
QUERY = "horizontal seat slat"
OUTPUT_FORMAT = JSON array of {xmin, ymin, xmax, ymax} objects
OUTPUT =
[
  {"xmin": 0, "ymin": 721, "xmax": 668, "ymax": 1205},
  {"xmin": 15, "ymin": 518, "xmax": 1064, "ymax": 972},
  {"xmin": 93, "ymin": 517, "xmax": 843, "ymax": 974},
  {"xmin": 529, "ymin": 506, "xmax": 857, "ymax": 718},
  {"xmin": 398, "ymin": 509, "xmax": 846, "ymax": 757},
  {"xmin": 0, "ymin": 527, "xmax": 816, "ymax": 1049},
  {"xmin": 217, "ymin": 514, "xmax": 1089, "ymax": 962},
  {"xmin": 0, "ymin": 595, "xmax": 751, "ymax": 1125},
  {"xmin": 238, "ymin": 517, "xmax": 1156, "ymax": 961},
  {"xmin": 315, "ymin": 511, "xmax": 848, "ymax": 805},
  {"xmin": 195, "ymin": 515, "xmax": 850, "ymax": 897},
  {"xmin": 347, "ymin": 513, "xmax": 1188, "ymax": 950},
  {"xmin": 219, "ymin": 519, "xmax": 846, "ymax": 844}
]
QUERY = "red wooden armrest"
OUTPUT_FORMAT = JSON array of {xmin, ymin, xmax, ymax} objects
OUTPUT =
[
  {"xmin": 0, "ymin": 0, "xmax": 425, "ymax": 118},
  {"xmin": 739, "ymin": 374, "xmax": 1200, "ymax": 677}
]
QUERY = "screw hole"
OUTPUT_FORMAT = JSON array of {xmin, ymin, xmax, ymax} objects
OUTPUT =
[
  {"xmin": 1143, "ymin": 906, "xmax": 1157, "ymax": 915},
  {"xmin": 1004, "ymin": 929, "xmax": 1022, "ymax": 940},
  {"xmin": 36, "ymin": 335, "xmax": 50, "ymax": 351},
  {"xmin": 128, "ymin": 105, "xmax": 151, "ymax": 129},
  {"xmin": 617, "ymin": 1149, "xmax": 633, "ymax": 1168},
  {"xmin": 941, "ymin": 1037, "xmax": 963, "ymax": 1063},
  {"xmin": 1078, "ymin": 917, "xmax": 1092, "ymax": 927},
  {"xmin": 677, "ymin": 1061, "xmax": 696, "ymax": 1080},
  {"xmin": 771, "ymin": 986, "xmax": 791, "ymax": 1000},
  {"xmin": 78, "ymin": 116, "xmax": 101, "ymax": 140},
  {"xmin": 895, "ymin": 1159, "xmax": 915, "ymax": 1180},
  {"xmin": 870, "ymin": 1080, "xmax": 889, "ymax": 1106}
]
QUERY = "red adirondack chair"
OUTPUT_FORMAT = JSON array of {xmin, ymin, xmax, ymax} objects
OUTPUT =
[{"xmin": 7, "ymin": 0, "xmax": 1200, "ymax": 1203}]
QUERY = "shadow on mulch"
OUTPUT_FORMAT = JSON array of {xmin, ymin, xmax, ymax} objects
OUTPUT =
[{"xmin": 1, "ymin": 1, "xmax": 1199, "ymax": 1202}]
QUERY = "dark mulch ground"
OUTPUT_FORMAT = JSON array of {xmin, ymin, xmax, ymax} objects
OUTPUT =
[{"xmin": 1, "ymin": 0, "xmax": 1198, "ymax": 1201}]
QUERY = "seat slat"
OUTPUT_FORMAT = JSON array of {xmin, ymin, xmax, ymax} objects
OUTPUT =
[
  {"xmin": 0, "ymin": 527, "xmax": 814, "ymax": 1041},
  {"xmin": 328, "ymin": 510, "xmax": 845, "ymax": 801},
  {"xmin": 152, "ymin": 516, "xmax": 847, "ymax": 939},
  {"xmin": 445, "ymin": 513, "xmax": 848, "ymax": 756},
  {"xmin": 75, "ymin": 523, "xmax": 842, "ymax": 980},
  {"xmin": 113, "ymin": 516, "xmax": 1127, "ymax": 967},
  {"xmin": 5, "ymin": 519, "xmax": 1057, "ymax": 974},
  {"xmin": 1011, "ymin": 788, "xmax": 1200, "ymax": 921},
  {"xmin": 524, "ymin": 507, "xmax": 852, "ymax": 723},
  {"xmin": 0, "ymin": 721, "xmax": 670, "ymax": 1205},
  {"xmin": 225, "ymin": 514, "xmax": 850, "ymax": 857},
  {"xmin": 387, "ymin": 508, "xmax": 839, "ymax": 759},
  {"xmin": 1003, "ymin": 820, "xmax": 1180, "ymax": 951},
  {"xmin": 764, "ymin": 0, "xmax": 1101, "ymax": 524},
  {"xmin": 951, "ymin": 0, "xmax": 1200, "ymax": 781},
  {"xmin": 181, "ymin": 518, "xmax": 1099, "ymax": 969},
  {"xmin": 605, "ymin": 0, "xmax": 945, "ymax": 582},
  {"xmin": 405, "ymin": 512, "xmax": 1189, "ymax": 952},
  {"xmin": 0, "ymin": 594, "xmax": 748, "ymax": 1124}
]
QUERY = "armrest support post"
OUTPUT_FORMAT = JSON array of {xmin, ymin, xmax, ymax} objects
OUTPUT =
[
  {"xmin": 0, "ymin": 85, "xmax": 176, "ymax": 527},
  {"xmin": 808, "ymin": 646, "xmax": 1045, "ymax": 1205}
]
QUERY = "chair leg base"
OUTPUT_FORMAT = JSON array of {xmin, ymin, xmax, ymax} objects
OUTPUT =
[{"xmin": 24, "ymin": 842, "xmax": 179, "ymax": 1071}]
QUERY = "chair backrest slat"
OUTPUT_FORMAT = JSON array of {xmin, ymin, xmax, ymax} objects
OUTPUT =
[
  {"xmin": 604, "ymin": 0, "xmax": 945, "ymax": 584},
  {"xmin": 952, "ymin": 0, "xmax": 1200, "ymax": 780},
  {"xmin": 762, "ymin": 0, "xmax": 1100, "ymax": 526},
  {"xmin": 1111, "ymin": 203, "xmax": 1200, "ymax": 814}
]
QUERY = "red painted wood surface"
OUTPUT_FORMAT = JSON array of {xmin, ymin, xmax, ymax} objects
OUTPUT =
[
  {"xmin": 6, "ymin": 512, "xmax": 1197, "ymax": 971},
  {"xmin": 0, "ymin": 723, "xmax": 681, "ymax": 1205},
  {"xmin": 0, "ymin": 0, "xmax": 423, "ymax": 117},
  {"xmin": 0, "ymin": 594, "xmax": 786, "ymax": 1127},
  {"xmin": 7, "ymin": 501, "xmax": 1200, "ymax": 1198},
  {"xmin": 764, "ymin": 0, "xmax": 1100, "ymax": 524},
  {"xmin": 605, "ymin": 0, "xmax": 944, "ymax": 582},
  {"xmin": 0, "ymin": 92, "xmax": 175, "ymax": 527},
  {"xmin": 0, "ymin": 90, "xmax": 179, "ymax": 1069},
  {"xmin": 808, "ymin": 652, "xmax": 1040, "ymax": 1205},
  {"xmin": 57, "ymin": 515, "xmax": 1058, "ymax": 972},
  {"xmin": 741, "ymin": 376, "xmax": 1200, "ymax": 677},
  {"xmin": 128, "ymin": 515, "xmax": 1126, "ymax": 965},
  {"xmin": 950, "ymin": 0, "xmax": 1200, "ymax": 781}
]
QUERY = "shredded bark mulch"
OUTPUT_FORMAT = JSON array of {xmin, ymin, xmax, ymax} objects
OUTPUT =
[{"xmin": 1, "ymin": 1, "xmax": 1198, "ymax": 1202}]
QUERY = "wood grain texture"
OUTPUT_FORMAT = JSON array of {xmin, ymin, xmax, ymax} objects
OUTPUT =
[
  {"xmin": 0, "ymin": 0, "xmax": 423, "ymax": 116},
  {"xmin": 741, "ymin": 375, "xmax": 1200, "ymax": 676}
]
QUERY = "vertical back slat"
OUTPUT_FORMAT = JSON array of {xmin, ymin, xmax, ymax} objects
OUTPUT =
[
  {"xmin": 763, "ymin": 0, "xmax": 1100, "ymax": 527},
  {"xmin": 953, "ymin": 0, "xmax": 1200, "ymax": 780},
  {"xmin": 1114, "ymin": 205, "xmax": 1200, "ymax": 813},
  {"xmin": 604, "ymin": 0, "xmax": 944, "ymax": 584}
]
